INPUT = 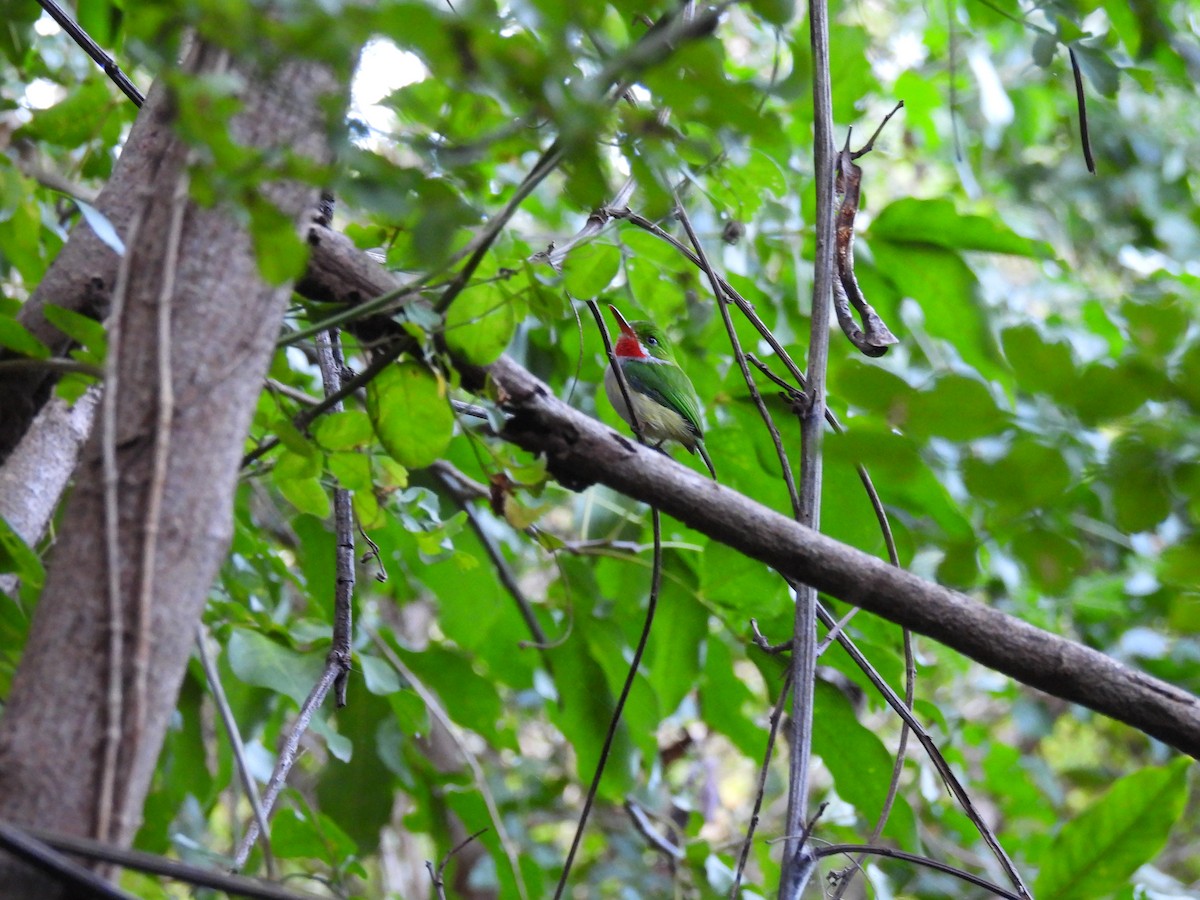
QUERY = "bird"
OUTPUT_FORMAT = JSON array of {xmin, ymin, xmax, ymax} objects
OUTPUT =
[{"xmin": 603, "ymin": 304, "xmax": 717, "ymax": 480}]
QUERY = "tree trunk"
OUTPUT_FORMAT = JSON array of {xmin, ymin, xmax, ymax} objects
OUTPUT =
[{"xmin": 0, "ymin": 40, "xmax": 343, "ymax": 897}]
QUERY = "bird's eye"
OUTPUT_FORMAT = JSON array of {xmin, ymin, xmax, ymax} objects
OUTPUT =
[{"xmin": 647, "ymin": 336, "xmax": 658, "ymax": 346}]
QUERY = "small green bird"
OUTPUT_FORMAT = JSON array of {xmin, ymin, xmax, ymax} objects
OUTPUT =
[{"xmin": 603, "ymin": 305, "xmax": 716, "ymax": 479}]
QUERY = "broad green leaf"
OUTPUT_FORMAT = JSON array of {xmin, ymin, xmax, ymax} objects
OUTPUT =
[
  {"xmin": 870, "ymin": 198, "xmax": 1052, "ymax": 257},
  {"xmin": 749, "ymin": 0, "xmax": 793, "ymax": 25},
  {"xmin": 277, "ymin": 475, "xmax": 330, "ymax": 518},
  {"xmin": 0, "ymin": 316, "xmax": 50, "ymax": 359},
  {"xmin": 367, "ymin": 360, "xmax": 454, "ymax": 469},
  {"xmin": 313, "ymin": 410, "xmax": 374, "ymax": 450},
  {"xmin": 700, "ymin": 637, "xmax": 765, "ymax": 758},
  {"xmin": 444, "ymin": 284, "xmax": 522, "ymax": 365},
  {"xmin": 1034, "ymin": 758, "xmax": 1191, "ymax": 899},
  {"xmin": 272, "ymin": 807, "xmax": 359, "ymax": 862},
  {"xmin": 906, "ymin": 373, "xmax": 1009, "ymax": 442},
  {"xmin": 326, "ymin": 451, "xmax": 371, "ymax": 490},
  {"xmin": 248, "ymin": 197, "xmax": 309, "ymax": 285},
  {"xmin": 562, "ymin": 242, "xmax": 621, "ymax": 298},
  {"xmin": 645, "ymin": 552, "xmax": 707, "ymax": 716},
  {"xmin": 359, "ymin": 654, "xmax": 402, "ymax": 695},
  {"xmin": 1071, "ymin": 44, "xmax": 1120, "ymax": 97},
  {"xmin": 226, "ymin": 627, "xmax": 326, "ymax": 705},
  {"xmin": 14, "ymin": 79, "xmax": 115, "ymax": 148},
  {"xmin": 43, "ymin": 305, "xmax": 107, "ymax": 355},
  {"xmin": 812, "ymin": 681, "xmax": 918, "ymax": 846},
  {"xmin": 549, "ymin": 624, "xmax": 635, "ymax": 799},
  {"xmin": 0, "ymin": 515, "xmax": 44, "ymax": 588}
]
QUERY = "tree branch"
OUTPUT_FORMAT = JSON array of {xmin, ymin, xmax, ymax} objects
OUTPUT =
[{"xmin": 293, "ymin": 222, "xmax": 1200, "ymax": 759}]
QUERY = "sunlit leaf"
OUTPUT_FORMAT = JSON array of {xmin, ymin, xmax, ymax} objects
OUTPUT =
[{"xmin": 367, "ymin": 360, "xmax": 454, "ymax": 469}]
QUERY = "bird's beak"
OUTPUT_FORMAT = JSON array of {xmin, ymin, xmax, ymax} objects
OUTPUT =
[{"xmin": 608, "ymin": 304, "xmax": 636, "ymax": 338}]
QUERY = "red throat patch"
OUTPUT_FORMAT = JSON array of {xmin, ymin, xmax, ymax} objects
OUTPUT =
[{"xmin": 613, "ymin": 333, "xmax": 646, "ymax": 359}]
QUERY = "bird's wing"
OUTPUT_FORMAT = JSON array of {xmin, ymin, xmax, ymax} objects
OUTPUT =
[{"xmin": 623, "ymin": 359, "xmax": 704, "ymax": 441}]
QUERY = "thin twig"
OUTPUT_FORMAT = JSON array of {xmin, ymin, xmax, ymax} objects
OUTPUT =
[
  {"xmin": 315, "ymin": 329, "xmax": 354, "ymax": 707},
  {"xmin": 426, "ymin": 828, "xmax": 488, "ymax": 900},
  {"xmin": 780, "ymin": 0, "xmax": 839, "ymax": 892},
  {"xmin": 729, "ymin": 668, "xmax": 791, "ymax": 896},
  {"xmin": 1068, "ymin": 47, "xmax": 1096, "ymax": 174},
  {"xmin": 369, "ymin": 631, "xmax": 529, "ymax": 900},
  {"xmin": 242, "ymin": 339, "xmax": 408, "ymax": 468},
  {"xmin": 194, "ymin": 627, "xmax": 276, "ymax": 878},
  {"xmin": 815, "ymin": 843, "xmax": 1024, "ymax": 899},
  {"xmin": 435, "ymin": 3, "xmax": 723, "ymax": 319},
  {"xmin": 17, "ymin": 823, "xmax": 328, "ymax": 900},
  {"xmin": 625, "ymin": 799, "xmax": 684, "ymax": 861},
  {"xmin": 232, "ymin": 660, "xmax": 343, "ymax": 869},
  {"xmin": 431, "ymin": 463, "xmax": 556, "ymax": 677},
  {"xmin": 97, "ymin": 201, "xmax": 144, "ymax": 842},
  {"xmin": 34, "ymin": 0, "xmax": 145, "ymax": 107},
  {"xmin": 0, "ymin": 358, "xmax": 104, "ymax": 378},
  {"xmin": 553, "ymin": 303, "xmax": 664, "ymax": 899},
  {"xmin": 813, "ymin": 603, "xmax": 1030, "ymax": 897},
  {"xmin": 122, "ymin": 172, "xmax": 186, "ymax": 836},
  {"xmin": 674, "ymin": 199, "xmax": 801, "ymax": 513},
  {"xmin": 0, "ymin": 822, "xmax": 136, "ymax": 900}
]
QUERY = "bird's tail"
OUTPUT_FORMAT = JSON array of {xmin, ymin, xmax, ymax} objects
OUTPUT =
[{"xmin": 697, "ymin": 442, "xmax": 717, "ymax": 481}]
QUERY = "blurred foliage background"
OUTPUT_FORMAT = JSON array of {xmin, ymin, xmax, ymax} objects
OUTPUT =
[{"xmin": 1, "ymin": 0, "xmax": 1198, "ymax": 896}]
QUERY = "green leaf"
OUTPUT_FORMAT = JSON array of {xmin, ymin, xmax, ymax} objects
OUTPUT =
[
  {"xmin": 700, "ymin": 637, "xmax": 765, "ymax": 758},
  {"xmin": 43, "ymin": 305, "xmax": 107, "ymax": 355},
  {"xmin": 645, "ymin": 552, "xmax": 707, "ymax": 716},
  {"xmin": 1071, "ymin": 44, "xmax": 1120, "ymax": 98},
  {"xmin": 326, "ymin": 451, "xmax": 371, "ymax": 491},
  {"xmin": 226, "ymin": 627, "xmax": 326, "ymax": 705},
  {"xmin": 906, "ymin": 373, "xmax": 1008, "ymax": 442},
  {"xmin": 0, "ymin": 316, "xmax": 50, "ymax": 358},
  {"xmin": 313, "ymin": 410, "xmax": 374, "ymax": 450},
  {"xmin": 749, "ymin": 0, "xmax": 793, "ymax": 26},
  {"xmin": 367, "ymin": 360, "xmax": 454, "ymax": 469},
  {"xmin": 248, "ymin": 197, "xmax": 309, "ymax": 285},
  {"xmin": 0, "ymin": 516, "xmax": 44, "ymax": 588},
  {"xmin": 561, "ymin": 242, "xmax": 621, "ymax": 298},
  {"xmin": 359, "ymin": 654, "xmax": 402, "ymax": 695},
  {"xmin": 812, "ymin": 681, "xmax": 918, "ymax": 846},
  {"xmin": 444, "ymin": 284, "xmax": 522, "ymax": 365},
  {"xmin": 14, "ymin": 79, "xmax": 115, "ymax": 148},
  {"xmin": 277, "ymin": 475, "xmax": 330, "ymax": 518},
  {"xmin": 272, "ymin": 807, "xmax": 359, "ymax": 863},
  {"xmin": 1033, "ymin": 758, "xmax": 1191, "ymax": 899},
  {"xmin": 870, "ymin": 198, "xmax": 1053, "ymax": 257}
]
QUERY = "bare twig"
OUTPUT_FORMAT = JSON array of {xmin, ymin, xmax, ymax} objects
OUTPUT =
[
  {"xmin": 34, "ymin": 0, "xmax": 145, "ymax": 107},
  {"xmin": 625, "ymin": 799, "xmax": 684, "ymax": 861},
  {"xmin": 0, "ymin": 822, "xmax": 136, "ymax": 900},
  {"xmin": 194, "ymin": 627, "xmax": 276, "ymax": 877},
  {"xmin": 369, "ymin": 631, "xmax": 529, "ymax": 900},
  {"xmin": 426, "ymin": 828, "xmax": 489, "ymax": 900},
  {"xmin": 1068, "ymin": 47, "xmax": 1096, "ymax": 174},
  {"xmin": 780, "ymin": 0, "xmax": 839, "ymax": 892},
  {"xmin": 729, "ymin": 668, "xmax": 791, "ymax": 896},
  {"xmin": 814, "ymin": 602, "xmax": 1030, "ymax": 897},
  {"xmin": 17, "ymin": 823, "xmax": 328, "ymax": 900},
  {"xmin": 232, "ymin": 659, "xmax": 343, "ymax": 869},
  {"xmin": 431, "ymin": 463, "xmax": 555, "ymax": 677},
  {"xmin": 123, "ymin": 172, "xmax": 186, "ymax": 836},
  {"xmin": 315, "ymin": 329, "xmax": 354, "ymax": 707},
  {"xmin": 552, "ymin": 303, "xmax": 664, "ymax": 899},
  {"xmin": 97, "ymin": 201, "xmax": 144, "ymax": 841},
  {"xmin": 816, "ymin": 843, "xmax": 1024, "ymax": 899},
  {"xmin": 675, "ymin": 199, "xmax": 800, "ymax": 512}
]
